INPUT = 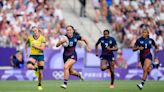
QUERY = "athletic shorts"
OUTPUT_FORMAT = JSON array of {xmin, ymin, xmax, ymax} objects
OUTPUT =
[
  {"xmin": 100, "ymin": 54, "xmax": 115, "ymax": 62},
  {"xmin": 140, "ymin": 53, "xmax": 152, "ymax": 67},
  {"xmin": 63, "ymin": 53, "xmax": 77, "ymax": 63},
  {"xmin": 29, "ymin": 55, "xmax": 44, "ymax": 62}
]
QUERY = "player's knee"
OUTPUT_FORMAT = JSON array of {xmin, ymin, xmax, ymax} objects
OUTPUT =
[
  {"xmin": 101, "ymin": 68, "xmax": 106, "ymax": 71},
  {"xmin": 110, "ymin": 69, "xmax": 114, "ymax": 74},
  {"xmin": 64, "ymin": 65, "xmax": 69, "ymax": 70},
  {"xmin": 69, "ymin": 70, "xmax": 75, "ymax": 74},
  {"xmin": 26, "ymin": 61, "xmax": 35, "ymax": 69},
  {"xmin": 101, "ymin": 66, "xmax": 107, "ymax": 71}
]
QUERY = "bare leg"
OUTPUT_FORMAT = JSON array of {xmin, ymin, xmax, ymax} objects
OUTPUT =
[
  {"xmin": 100, "ymin": 60, "xmax": 108, "ymax": 71},
  {"xmin": 26, "ymin": 58, "xmax": 36, "ymax": 70},
  {"xmin": 109, "ymin": 61, "xmax": 115, "ymax": 85},
  {"xmin": 63, "ymin": 59, "xmax": 76, "ymax": 85}
]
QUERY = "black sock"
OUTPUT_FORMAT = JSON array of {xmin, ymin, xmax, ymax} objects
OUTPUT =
[
  {"xmin": 64, "ymin": 79, "xmax": 68, "ymax": 85},
  {"xmin": 38, "ymin": 83, "xmax": 41, "ymax": 86}
]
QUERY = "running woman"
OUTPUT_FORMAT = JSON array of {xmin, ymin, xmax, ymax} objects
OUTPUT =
[
  {"xmin": 56, "ymin": 25, "xmax": 90, "ymax": 89},
  {"xmin": 133, "ymin": 29, "xmax": 158, "ymax": 90},
  {"xmin": 95, "ymin": 29, "xmax": 118, "ymax": 88},
  {"xmin": 25, "ymin": 27, "xmax": 46, "ymax": 91}
]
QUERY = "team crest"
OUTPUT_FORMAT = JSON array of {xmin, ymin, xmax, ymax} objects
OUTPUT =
[
  {"xmin": 74, "ymin": 38, "xmax": 77, "ymax": 42},
  {"xmin": 149, "ymin": 40, "xmax": 152, "ymax": 44},
  {"xmin": 101, "ymin": 40, "xmax": 104, "ymax": 43},
  {"xmin": 140, "ymin": 41, "xmax": 144, "ymax": 44},
  {"xmin": 109, "ymin": 40, "xmax": 112, "ymax": 44},
  {"xmin": 71, "ymin": 55, "xmax": 74, "ymax": 58}
]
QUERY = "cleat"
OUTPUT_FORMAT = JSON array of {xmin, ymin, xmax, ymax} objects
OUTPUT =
[
  {"xmin": 137, "ymin": 83, "xmax": 143, "ymax": 90},
  {"xmin": 38, "ymin": 86, "xmax": 43, "ymax": 91},
  {"xmin": 60, "ymin": 84, "xmax": 67, "ymax": 89},
  {"xmin": 109, "ymin": 84, "xmax": 115, "ymax": 89},
  {"xmin": 79, "ymin": 73, "xmax": 85, "ymax": 81}
]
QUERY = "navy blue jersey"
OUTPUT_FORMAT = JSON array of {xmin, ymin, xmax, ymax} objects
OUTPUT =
[
  {"xmin": 96, "ymin": 36, "xmax": 117, "ymax": 56},
  {"xmin": 135, "ymin": 37, "xmax": 156, "ymax": 60},
  {"xmin": 63, "ymin": 34, "xmax": 81, "ymax": 57}
]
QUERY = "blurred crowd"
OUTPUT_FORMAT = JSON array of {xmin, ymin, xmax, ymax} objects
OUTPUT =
[
  {"xmin": 0, "ymin": 0, "xmax": 66, "ymax": 51},
  {"xmin": 108, "ymin": 0, "xmax": 164, "ymax": 50},
  {"xmin": 91, "ymin": 0, "xmax": 164, "ymax": 50},
  {"xmin": 1, "ymin": 0, "xmax": 163, "ymax": 51}
]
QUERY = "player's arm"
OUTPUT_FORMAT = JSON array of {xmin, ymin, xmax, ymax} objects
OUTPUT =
[
  {"xmin": 32, "ymin": 37, "xmax": 46, "ymax": 51},
  {"xmin": 106, "ymin": 38, "xmax": 118, "ymax": 51},
  {"xmin": 95, "ymin": 38, "xmax": 101, "ymax": 56},
  {"xmin": 151, "ymin": 39, "xmax": 159, "ymax": 52},
  {"xmin": 56, "ymin": 38, "xmax": 67, "ymax": 47},
  {"xmin": 32, "ymin": 42, "xmax": 46, "ymax": 51},
  {"xmin": 81, "ymin": 37, "xmax": 90, "ymax": 52},
  {"xmin": 133, "ymin": 45, "xmax": 139, "ymax": 51},
  {"xmin": 133, "ymin": 39, "xmax": 140, "ymax": 51},
  {"xmin": 106, "ymin": 45, "xmax": 118, "ymax": 51}
]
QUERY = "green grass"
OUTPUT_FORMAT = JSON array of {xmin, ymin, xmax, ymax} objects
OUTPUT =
[{"xmin": 0, "ymin": 80, "xmax": 164, "ymax": 92}]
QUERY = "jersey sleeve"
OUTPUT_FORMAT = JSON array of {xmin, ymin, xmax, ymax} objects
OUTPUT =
[
  {"xmin": 76, "ymin": 35, "xmax": 82, "ymax": 40},
  {"xmin": 135, "ymin": 39, "xmax": 140, "ymax": 47},
  {"xmin": 151, "ymin": 38, "xmax": 157, "ymax": 48},
  {"xmin": 112, "ymin": 38, "xmax": 117, "ymax": 46},
  {"xmin": 41, "ymin": 36, "xmax": 46, "ymax": 43},
  {"xmin": 96, "ymin": 38, "xmax": 101, "ymax": 46},
  {"xmin": 27, "ymin": 36, "xmax": 30, "ymax": 43}
]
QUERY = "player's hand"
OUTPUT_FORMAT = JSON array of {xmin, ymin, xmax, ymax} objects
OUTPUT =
[
  {"xmin": 106, "ymin": 47, "xmax": 112, "ymax": 51},
  {"xmin": 32, "ymin": 43, "xmax": 37, "ymax": 48},
  {"xmin": 60, "ymin": 38, "xmax": 67, "ymax": 44},
  {"xmin": 138, "ymin": 46, "xmax": 144, "ymax": 50},
  {"xmin": 96, "ymin": 52, "xmax": 99, "ymax": 57},
  {"xmin": 86, "ymin": 46, "xmax": 91, "ymax": 52}
]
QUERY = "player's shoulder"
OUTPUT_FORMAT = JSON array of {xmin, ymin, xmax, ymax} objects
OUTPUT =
[
  {"xmin": 149, "ymin": 37, "xmax": 154, "ymax": 41},
  {"xmin": 74, "ymin": 34, "xmax": 81, "ymax": 37},
  {"xmin": 109, "ymin": 36, "xmax": 116, "ymax": 40},
  {"xmin": 40, "ymin": 35, "xmax": 46, "ymax": 41},
  {"xmin": 28, "ymin": 35, "xmax": 33, "ymax": 39},
  {"xmin": 40, "ymin": 35, "xmax": 44, "ymax": 38},
  {"xmin": 137, "ymin": 37, "xmax": 143, "ymax": 41},
  {"xmin": 39, "ymin": 35, "xmax": 45, "ymax": 39},
  {"xmin": 99, "ymin": 36, "xmax": 104, "ymax": 40}
]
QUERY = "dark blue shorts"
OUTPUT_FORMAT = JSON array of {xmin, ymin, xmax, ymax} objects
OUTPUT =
[
  {"xmin": 29, "ymin": 55, "xmax": 44, "ymax": 62},
  {"xmin": 100, "ymin": 54, "xmax": 115, "ymax": 62},
  {"xmin": 63, "ymin": 53, "xmax": 77, "ymax": 63},
  {"xmin": 140, "ymin": 54, "xmax": 152, "ymax": 67}
]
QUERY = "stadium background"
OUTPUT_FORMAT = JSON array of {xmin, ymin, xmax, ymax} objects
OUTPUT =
[{"xmin": 0, "ymin": 0, "xmax": 164, "ymax": 82}]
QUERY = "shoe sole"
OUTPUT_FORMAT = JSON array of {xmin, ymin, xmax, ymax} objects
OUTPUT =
[
  {"xmin": 137, "ymin": 84, "xmax": 142, "ymax": 90},
  {"xmin": 60, "ymin": 86, "xmax": 67, "ymax": 89}
]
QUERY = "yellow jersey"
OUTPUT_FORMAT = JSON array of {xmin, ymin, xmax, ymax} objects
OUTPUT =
[{"xmin": 28, "ymin": 35, "xmax": 46, "ymax": 55}]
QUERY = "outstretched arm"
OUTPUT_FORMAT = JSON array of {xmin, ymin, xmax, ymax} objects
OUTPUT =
[
  {"xmin": 81, "ymin": 37, "xmax": 91, "ymax": 52},
  {"xmin": 95, "ymin": 38, "xmax": 101, "ymax": 56}
]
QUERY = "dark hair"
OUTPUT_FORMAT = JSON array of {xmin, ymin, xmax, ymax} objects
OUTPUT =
[
  {"xmin": 103, "ymin": 29, "xmax": 110, "ymax": 34},
  {"xmin": 66, "ymin": 25, "xmax": 80, "ymax": 35}
]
